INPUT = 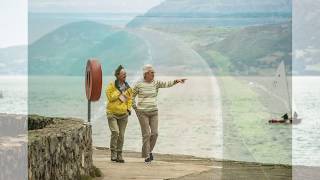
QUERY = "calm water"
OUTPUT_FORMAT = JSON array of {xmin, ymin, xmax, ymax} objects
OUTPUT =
[
  {"xmin": 1, "ymin": 76, "xmax": 319, "ymax": 166},
  {"xmin": 27, "ymin": 76, "xmax": 222, "ymax": 159},
  {"xmin": 292, "ymin": 77, "xmax": 320, "ymax": 166},
  {"xmin": 0, "ymin": 76, "xmax": 27, "ymax": 114}
]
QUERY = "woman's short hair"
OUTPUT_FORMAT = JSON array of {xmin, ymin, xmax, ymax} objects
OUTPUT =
[{"xmin": 114, "ymin": 65, "xmax": 124, "ymax": 77}]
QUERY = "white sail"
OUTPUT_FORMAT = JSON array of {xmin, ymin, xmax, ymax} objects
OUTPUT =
[{"xmin": 272, "ymin": 61, "xmax": 292, "ymax": 116}]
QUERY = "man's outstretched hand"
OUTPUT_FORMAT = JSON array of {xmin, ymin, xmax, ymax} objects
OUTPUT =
[{"xmin": 175, "ymin": 79, "xmax": 187, "ymax": 84}]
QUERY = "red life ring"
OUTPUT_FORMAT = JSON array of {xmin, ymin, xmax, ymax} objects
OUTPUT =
[{"xmin": 85, "ymin": 59, "xmax": 102, "ymax": 101}]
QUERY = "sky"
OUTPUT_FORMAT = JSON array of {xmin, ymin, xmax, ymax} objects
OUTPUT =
[
  {"xmin": 29, "ymin": 0, "xmax": 165, "ymax": 13},
  {"xmin": 0, "ymin": 0, "xmax": 27, "ymax": 48},
  {"xmin": 0, "ymin": 0, "xmax": 165, "ymax": 48}
]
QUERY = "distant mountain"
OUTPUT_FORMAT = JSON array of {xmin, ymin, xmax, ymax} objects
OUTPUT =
[
  {"xmin": 145, "ymin": 0, "xmax": 291, "ymax": 15},
  {"xmin": 29, "ymin": 21, "xmax": 149, "ymax": 75},
  {"xmin": 197, "ymin": 23, "xmax": 292, "ymax": 75},
  {"xmin": 125, "ymin": 0, "xmax": 297, "ymax": 75},
  {"xmin": 293, "ymin": 0, "xmax": 320, "ymax": 49},
  {"xmin": 292, "ymin": 0, "xmax": 320, "ymax": 75},
  {"xmin": 0, "ymin": 46, "xmax": 27, "ymax": 75},
  {"xmin": 127, "ymin": 0, "xmax": 291, "ymax": 28},
  {"xmin": 29, "ymin": 13, "xmax": 139, "ymax": 43}
]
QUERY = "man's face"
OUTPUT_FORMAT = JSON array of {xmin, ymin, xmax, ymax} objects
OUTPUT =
[
  {"xmin": 118, "ymin": 69, "xmax": 126, "ymax": 82},
  {"xmin": 145, "ymin": 70, "xmax": 155, "ymax": 81}
]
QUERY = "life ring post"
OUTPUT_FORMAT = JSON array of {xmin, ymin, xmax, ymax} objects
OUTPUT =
[
  {"xmin": 88, "ymin": 100, "xmax": 91, "ymax": 123},
  {"xmin": 85, "ymin": 59, "xmax": 103, "ymax": 123}
]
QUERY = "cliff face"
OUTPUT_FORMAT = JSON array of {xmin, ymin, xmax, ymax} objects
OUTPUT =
[{"xmin": 28, "ymin": 115, "xmax": 94, "ymax": 180}]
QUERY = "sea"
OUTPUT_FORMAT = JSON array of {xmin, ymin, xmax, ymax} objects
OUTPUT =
[
  {"xmin": 0, "ymin": 75, "xmax": 319, "ymax": 166},
  {"xmin": 2, "ymin": 12, "xmax": 317, "ymax": 166}
]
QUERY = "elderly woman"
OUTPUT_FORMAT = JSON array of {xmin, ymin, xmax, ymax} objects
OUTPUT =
[
  {"xmin": 106, "ymin": 65, "xmax": 132, "ymax": 163},
  {"xmin": 132, "ymin": 64, "xmax": 186, "ymax": 162}
]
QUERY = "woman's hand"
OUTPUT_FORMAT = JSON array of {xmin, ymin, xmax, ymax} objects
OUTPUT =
[
  {"xmin": 127, "ymin": 109, "xmax": 131, "ymax": 116},
  {"xmin": 119, "ymin": 92, "xmax": 128, "ymax": 102}
]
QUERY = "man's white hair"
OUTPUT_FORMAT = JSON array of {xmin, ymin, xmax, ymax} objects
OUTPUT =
[{"xmin": 143, "ymin": 64, "xmax": 154, "ymax": 74}]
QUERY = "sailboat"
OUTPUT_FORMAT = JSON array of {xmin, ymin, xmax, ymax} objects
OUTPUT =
[{"xmin": 268, "ymin": 61, "xmax": 301, "ymax": 124}]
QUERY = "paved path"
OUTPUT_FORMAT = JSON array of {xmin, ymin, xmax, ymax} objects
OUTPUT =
[
  {"xmin": 92, "ymin": 147, "xmax": 320, "ymax": 180},
  {"xmin": 93, "ymin": 147, "xmax": 219, "ymax": 180}
]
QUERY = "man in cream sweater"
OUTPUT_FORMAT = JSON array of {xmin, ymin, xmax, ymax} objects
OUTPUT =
[{"xmin": 132, "ymin": 64, "xmax": 186, "ymax": 162}]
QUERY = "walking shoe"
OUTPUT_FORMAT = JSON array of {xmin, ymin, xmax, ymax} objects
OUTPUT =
[
  {"xmin": 111, "ymin": 150, "xmax": 117, "ymax": 162},
  {"xmin": 149, "ymin": 153, "xmax": 154, "ymax": 161},
  {"xmin": 144, "ymin": 157, "xmax": 152, "ymax": 163},
  {"xmin": 116, "ymin": 152, "xmax": 125, "ymax": 163}
]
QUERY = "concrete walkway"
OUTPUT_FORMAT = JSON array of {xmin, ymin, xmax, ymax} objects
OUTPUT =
[
  {"xmin": 93, "ymin": 147, "xmax": 219, "ymax": 180},
  {"xmin": 92, "ymin": 147, "xmax": 320, "ymax": 180}
]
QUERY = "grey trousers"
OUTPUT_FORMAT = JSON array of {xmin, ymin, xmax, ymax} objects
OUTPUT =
[
  {"xmin": 107, "ymin": 113, "xmax": 128, "ymax": 152},
  {"xmin": 136, "ymin": 110, "xmax": 158, "ymax": 158}
]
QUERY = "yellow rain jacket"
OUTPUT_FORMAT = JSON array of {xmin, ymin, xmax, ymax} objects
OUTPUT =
[{"xmin": 106, "ymin": 80, "xmax": 133, "ymax": 115}]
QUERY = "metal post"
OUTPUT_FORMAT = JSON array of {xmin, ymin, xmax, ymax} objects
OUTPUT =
[{"xmin": 88, "ymin": 100, "xmax": 91, "ymax": 123}]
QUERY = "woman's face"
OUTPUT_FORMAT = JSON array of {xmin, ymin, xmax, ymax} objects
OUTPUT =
[
  {"xmin": 145, "ymin": 70, "xmax": 155, "ymax": 82},
  {"xmin": 117, "ymin": 69, "xmax": 126, "ymax": 82}
]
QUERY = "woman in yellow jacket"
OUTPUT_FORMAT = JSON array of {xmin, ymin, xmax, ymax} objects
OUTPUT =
[{"xmin": 106, "ymin": 65, "xmax": 132, "ymax": 163}]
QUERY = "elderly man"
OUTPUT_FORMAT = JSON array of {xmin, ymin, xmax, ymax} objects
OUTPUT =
[
  {"xmin": 106, "ymin": 65, "xmax": 132, "ymax": 163},
  {"xmin": 132, "ymin": 64, "xmax": 186, "ymax": 163}
]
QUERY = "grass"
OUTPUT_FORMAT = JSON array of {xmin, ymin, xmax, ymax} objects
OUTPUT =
[
  {"xmin": 90, "ymin": 165, "xmax": 102, "ymax": 178},
  {"xmin": 152, "ymin": 26, "xmax": 239, "ymax": 47},
  {"xmin": 80, "ymin": 176, "xmax": 92, "ymax": 180},
  {"xmin": 204, "ymin": 50, "xmax": 231, "ymax": 75},
  {"xmin": 81, "ymin": 165, "xmax": 102, "ymax": 180}
]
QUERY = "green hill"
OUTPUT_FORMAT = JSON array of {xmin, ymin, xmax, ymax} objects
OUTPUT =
[
  {"xmin": 144, "ymin": 0, "xmax": 291, "ymax": 14},
  {"xmin": 29, "ymin": 21, "xmax": 149, "ymax": 75},
  {"xmin": 124, "ymin": 0, "xmax": 294, "ymax": 75},
  {"xmin": 127, "ymin": 0, "xmax": 291, "ymax": 28},
  {"xmin": 197, "ymin": 23, "xmax": 292, "ymax": 75}
]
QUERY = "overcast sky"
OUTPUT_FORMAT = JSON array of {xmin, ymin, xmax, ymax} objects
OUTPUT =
[
  {"xmin": 0, "ymin": 0, "xmax": 164, "ymax": 48},
  {"xmin": 0, "ymin": 0, "xmax": 27, "ymax": 48},
  {"xmin": 29, "ymin": 0, "xmax": 165, "ymax": 13},
  {"xmin": 0, "ymin": 0, "xmax": 317, "ymax": 48}
]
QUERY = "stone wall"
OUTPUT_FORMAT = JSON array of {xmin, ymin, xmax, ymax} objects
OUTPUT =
[
  {"xmin": 0, "ymin": 113, "xmax": 27, "ymax": 136},
  {"xmin": 28, "ymin": 115, "xmax": 54, "ymax": 130},
  {"xmin": 28, "ymin": 115, "xmax": 94, "ymax": 180},
  {"xmin": 0, "ymin": 114, "xmax": 27, "ymax": 180}
]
